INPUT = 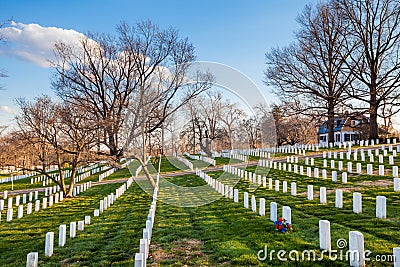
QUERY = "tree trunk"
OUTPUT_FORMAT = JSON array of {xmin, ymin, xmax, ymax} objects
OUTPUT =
[
  {"xmin": 369, "ymin": 103, "xmax": 379, "ymax": 140},
  {"xmin": 327, "ymin": 103, "xmax": 335, "ymax": 144},
  {"xmin": 66, "ymin": 155, "xmax": 80, "ymax": 197},
  {"xmin": 369, "ymin": 83, "xmax": 379, "ymax": 140},
  {"xmin": 133, "ymin": 155, "xmax": 156, "ymax": 188}
]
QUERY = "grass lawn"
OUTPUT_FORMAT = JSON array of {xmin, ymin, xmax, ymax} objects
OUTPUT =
[
  {"xmin": 148, "ymin": 159, "xmax": 399, "ymax": 266},
  {"xmin": 2, "ymin": 148, "xmax": 400, "ymax": 266},
  {"xmin": 0, "ymin": 168, "xmax": 152, "ymax": 266}
]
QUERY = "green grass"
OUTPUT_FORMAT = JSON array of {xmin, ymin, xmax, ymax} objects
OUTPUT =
[
  {"xmin": 0, "ymin": 168, "xmax": 153, "ymax": 266},
  {"xmin": 3, "ymin": 148, "xmax": 400, "ymax": 266},
  {"xmin": 148, "ymin": 158, "xmax": 399, "ymax": 266}
]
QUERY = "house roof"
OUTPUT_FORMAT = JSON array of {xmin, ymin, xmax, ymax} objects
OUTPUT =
[
  {"xmin": 317, "ymin": 118, "xmax": 346, "ymax": 135},
  {"xmin": 317, "ymin": 113, "xmax": 369, "ymax": 135}
]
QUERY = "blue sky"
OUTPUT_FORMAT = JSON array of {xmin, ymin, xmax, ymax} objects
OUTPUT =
[{"xmin": 0, "ymin": 0, "xmax": 318, "ymax": 126}]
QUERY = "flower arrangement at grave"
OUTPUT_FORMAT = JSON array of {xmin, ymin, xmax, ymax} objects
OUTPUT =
[{"xmin": 274, "ymin": 217, "xmax": 292, "ymax": 233}]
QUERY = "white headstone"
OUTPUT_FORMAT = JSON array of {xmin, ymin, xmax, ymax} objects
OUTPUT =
[
  {"xmin": 85, "ymin": 215, "xmax": 91, "ymax": 225},
  {"xmin": 45, "ymin": 232, "xmax": 54, "ymax": 257},
  {"xmin": 244, "ymin": 192, "xmax": 249, "ymax": 208},
  {"xmin": 332, "ymin": 171, "xmax": 337, "ymax": 182},
  {"xmin": 139, "ymin": 238, "xmax": 149, "ymax": 261},
  {"xmin": 322, "ymin": 169, "xmax": 327, "ymax": 179},
  {"xmin": 233, "ymin": 189, "xmax": 239, "ymax": 203},
  {"xmin": 48, "ymin": 195, "xmax": 53, "ymax": 207},
  {"xmin": 78, "ymin": 220, "xmax": 84, "ymax": 231},
  {"xmin": 320, "ymin": 187, "xmax": 327, "ymax": 204},
  {"xmin": 275, "ymin": 180, "xmax": 280, "ymax": 191},
  {"xmin": 393, "ymin": 166, "xmax": 399, "ymax": 178},
  {"xmin": 349, "ymin": 231, "xmax": 365, "ymax": 267},
  {"xmin": 94, "ymin": 209, "xmax": 100, "ymax": 217},
  {"xmin": 99, "ymin": 200, "xmax": 104, "ymax": 213},
  {"xmin": 379, "ymin": 165, "xmax": 385, "ymax": 176},
  {"xmin": 335, "ymin": 189, "xmax": 343, "ymax": 208},
  {"xmin": 8, "ymin": 197, "xmax": 12, "ymax": 208},
  {"xmin": 282, "ymin": 206, "xmax": 291, "ymax": 224},
  {"xmin": 356, "ymin": 163, "xmax": 362, "ymax": 174},
  {"xmin": 35, "ymin": 200, "xmax": 40, "ymax": 212},
  {"xmin": 134, "ymin": 253, "xmax": 145, "ymax": 267},
  {"xmin": 367, "ymin": 164, "xmax": 373, "ymax": 175},
  {"xmin": 251, "ymin": 195, "xmax": 256, "ymax": 212},
  {"xmin": 376, "ymin": 196, "xmax": 386, "ymax": 219},
  {"xmin": 26, "ymin": 252, "xmax": 38, "ymax": 267},
  {"xmin": 270, "ymin": 202, "xmax": 277, "ymax": 222},
  {"xmin": 314, "ymin": 168, "xmax": 319, "ymax": 178},
  {"xmin": 282, "ymin": 181, "xmax": 287, "ymax": 193},
  {"xmin": 393, "ymin": 247, "xmax": 400, "ymax": 267},
  {"xmin": 347, "ymin": 162, "xmax": 352, "ymax": 173},
  {"xmin": 59, "ymin": 225, "xmax": 66, "ymax": 247},
  {"xmin": 319, "ymin": 220, "xmax": 331, "ymax": 251},
  {"xmin": 42, "ymin": 198, "xmax": 47, "ymax": 209},
  {"xmin": 307, "ymin": 185, "xmax": 313, "ymax": 200},
  {"xmin": 291, "ymin": 182, "xmax": 297, "ymax": 196},
  {"xmin": 6, "ymin": 208, "xmax": 13, "ymax": 221},
  {"xmin": 259, "ymin": 198, "xmax": 265, "ymax": 216},
  {"xmin": 353, "ymin": 192, "xmax": 362, "ymax": 214},
  {"xmin": 18, "ymin": 205, "xmax": 23, "ymax": 219},
  {"xmin": 342, "ymin": 172, "xmax": 348, "ymax": 183},
  {"xmin": 70, "ymin": 222, "xmax": 76, "ymax": 238},
  {"xmin": 27, "ymin": 202, "xmax": 32, "ymax": 215}
]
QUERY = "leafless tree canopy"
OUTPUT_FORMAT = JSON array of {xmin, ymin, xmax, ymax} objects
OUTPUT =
[
  {"xmin": 50, "ymin": 20, "xmax": 212, "ymax": 188},
  {"xmin": 265, "ymin": 1, "xmax": 352, "ymax": 143},
  {"xmin": 15, "ymin": 96, "xmax": 98, "ymax": 196},
  {"xmin": 266, "ymin": 0, "xmax": 400, "ymax": 141},
  {"xmin": 338, "ymin": 0, "xmax": 400, "ymax": 139}
]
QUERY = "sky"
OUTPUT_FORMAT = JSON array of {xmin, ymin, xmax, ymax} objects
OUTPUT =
[{"xmin": 0, "ymin": 0, "xmax": 319, "ymax": 127}]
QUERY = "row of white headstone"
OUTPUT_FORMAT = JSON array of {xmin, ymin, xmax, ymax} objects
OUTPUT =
[
  {"xmin": 183, "ymin": 152, "xmax": 200, "ymax": 160},
  {"xmin": 195, "ymin": 168, "xmax": 292, "ymax": 225},
  {"xmin": 5, "ymin": 191, "xmax": 64, "ymax": 223},
  {"xmin": 134, "ymin": 185, "xmax": 158, "ymax": 267},
  {"xmin": 1, "ymin": 190, "xmax": 39, "ymax": 207},
  {"xmin": 183, "ymin": 153, "xmax": 216, "ymax": 166},
  {"xmin": 0, "ymin": 172, "xmax": 36, "ymax": 184},
  {"xmin": 323, "ymin": 145, "xmax": 399, "ymax": 160},
  {"xmin": 174, "ymin": 156, "xmax": 194, "ymax": 171},
  {"xmin": 224, "ymin": 164, "xmax": 389, "ymax": 219},
  {"xmin": 5, "ymin": 181, "xmax": 92, "ymax": 223},
  {"xmin": 199, "ymin": 155, "xmax": 216, "ymax": 166},
  {"xmin": 98, "ymin": 167, "xmax": 116, "ymax": 182},
  {"xmin": 26, "ymin": 177, "xmax": 135, "ymax": 266},
  {"xmin": 260, "ymin": 159, "xmax": 400, "ymax": 189}
]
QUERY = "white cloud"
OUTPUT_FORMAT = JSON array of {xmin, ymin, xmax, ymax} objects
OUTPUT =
[
  {"xmin": 0, "ymin": 105, "xmax": 15, "ymax": 114},
  {"xmin": 0, "ymin": 21, "xmax": 85, "ymax": 67}
]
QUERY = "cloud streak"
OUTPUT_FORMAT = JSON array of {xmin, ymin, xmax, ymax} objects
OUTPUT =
[
  {"xmin": 0, "ymin": 21, "xmax": 85, "ymax": 67},
  {"xmin": 0, "ymin": 105, "xmax": 15, "ymax": 114}
]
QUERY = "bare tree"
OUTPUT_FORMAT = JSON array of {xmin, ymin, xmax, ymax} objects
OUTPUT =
[
  {"xmin": 181, "ymin": 92, "xmax": 226, "ymax": 155},
  {"xmin": 241, "ymin": 117, "xmax": 261, "ymax": 149},
  {"xmin": 16, "ymin": 96, "xmax": 97, "ymax": 197},
  {"xmin": 271, "ymin": 103, "xmax": 318, "ymax": 145},
  {"xmin": 338, "ymin": 0, "xmax": 400, "ymax": 140},
  {"xmin": 265, "ymin": 2, "xmax": 353, "ymax": 144},
  {"xmin": 219, "ymin": 101, "xmax": 244, "ymax": 150},
  {"xmin": 52, "ymin": 20, "xmax": 211, "ymax": 188}
]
